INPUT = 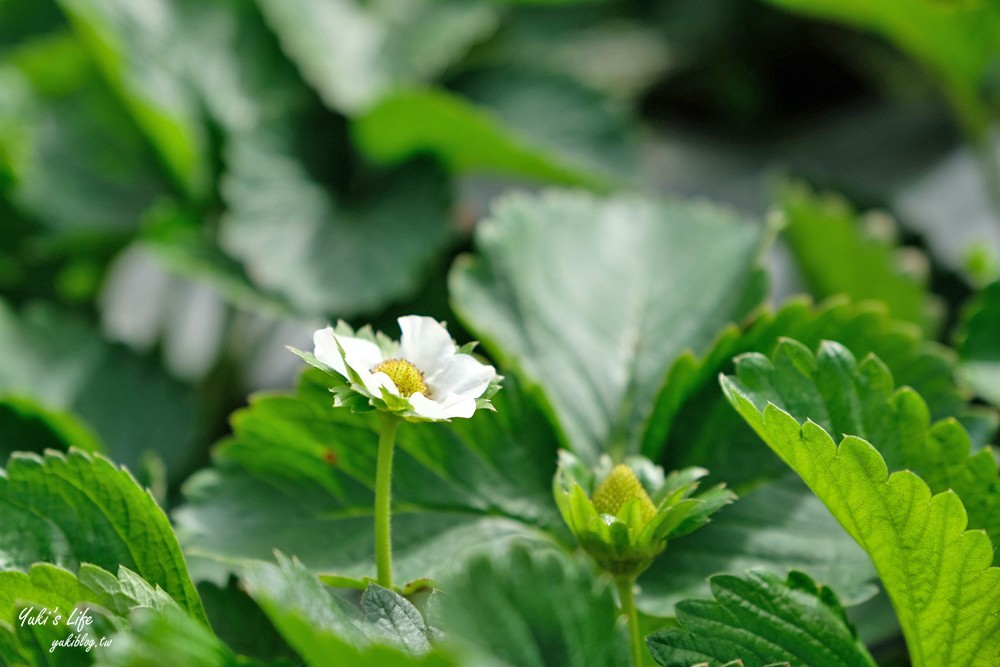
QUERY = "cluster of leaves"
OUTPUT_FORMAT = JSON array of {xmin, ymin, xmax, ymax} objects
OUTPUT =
[{"xmin": 1, "ymin": 0, "xmax": 1000, "ymax": 666}]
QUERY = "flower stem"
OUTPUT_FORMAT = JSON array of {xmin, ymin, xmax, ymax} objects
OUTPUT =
[
  {"xmin": 616, "ymin": 574, "xmax": 643, "ymax": 667},
  {"xmin": 375, "ymin": 413, "xmax": 400, "ymax": 590}
]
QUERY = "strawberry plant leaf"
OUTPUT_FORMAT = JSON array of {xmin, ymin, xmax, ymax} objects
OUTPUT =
[
  {"xmin": 0, "ymin": 33, "xmax": 171, "ymax": 235},
  {"xmin": 353, "ymin": 88, "xmax": 618, "ymax": 188},
  {"xmin": 449, "ymin": 66, "xmax": 637, "ymax": 185},
  {"xmin": 253, "ymin": 0, "xmax": 497, "ymax": 114},
  {"xmin": 0, "ymin": 298, "xmax": 200, "ymax": 474},
  {"xmin": 176, "ymin": 371, "xmax": 563, "ymax": 585},
  {"xmin": 722, "ymin": 344, "xmax": 1000, "ymax": 667},
  {"xmin": 437, "ymin": 546, "xmax": 630, "ymax": 667},
  {"xmin": 780, "ymin": 184, "xmax": 939, "ymax": 336},
  {"xmin": 727, "ymin": 338, "xmax": 1000, "ymax": 560},
  {"xmin": 242, "ymin": 553, "xmax": 458, "ymax": 666},
  {"xmin": 639, "ymin": 476, "xmax": 876, "ymax": 616},
  {"xmin": 360, "ymin": 585, "xmax": 433, "ymax": 656},
  {"xmin": 0, "ymin": 562, "xmax": 175, "ymax": 622},
  {"xmin": 0, "ymin": 396, "xmax": 103, "ymax": 459},
  {"xmin": 54, "ymin": 0, "xmax": 214, "ymax": 198},
  {"xmin": 0, "ymin": 562, "xmax": 182, "ymax": 666},
  {"xmin": 219, "ymin": 134, "xmax": 454, "ymax": 317},
  {"xmin": 647, "ymin": 570, "xmax": 877, "ymax": 667},
  {"xmin": 957, "ymin": 279, "xmax": 1000, "ymax": 407},
  {"xmin": 0, "ymin": 449, "xmax": 208, "ymax": 625},
  {"xmin": 93, "ymin": 605, "xmax": 253, "ymax": 667},
  {"xmin": 653, "ymin": 298, "xmax": 971, "ymax": 487},
  {"xmin": 450, "ymin": 190, "xmax": 770, "ymax": 464}
]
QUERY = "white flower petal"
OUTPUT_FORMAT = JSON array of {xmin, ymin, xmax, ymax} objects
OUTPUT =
[
  {"xmin": 427, "ymin": 354, "xmax": 495, "ymax": 400},
  {"xmin": 363, "ymin": 371, "xmax": 399, "ymax": 397},
  {"xmin": 409, "ymin": 391, "xmax": 478, "ymax": 420},
  {"xmin": 338, "ymin": 335, "xmax": 385, "ymax": 377},
  {"xmin": 438, "ymin": 393, "xmax": 477, "ymax": 419},
  {"xmin": 313, "ymin": 327, "xmax": 347, "ymax": 376},
  {"xmin": 409, "ymin": 392, "xmax": 448, "ymax": 420},
  {"xmin": 398, "ymin": 316, "xmax": 455, "ymax": 378}
]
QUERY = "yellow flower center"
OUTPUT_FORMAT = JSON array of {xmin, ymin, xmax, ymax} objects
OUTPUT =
[
  {"xmin": 371, "ymin": 358, "xmax": 429, "ymax": 398},
  {"xmin": 592, "ymin": 464, "xmax": 657, "ymax": 523}
]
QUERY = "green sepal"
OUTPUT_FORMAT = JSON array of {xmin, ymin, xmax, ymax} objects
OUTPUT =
[{"xmin": 554, "ymin": 451, "xmax": 733, "ymax": 578}]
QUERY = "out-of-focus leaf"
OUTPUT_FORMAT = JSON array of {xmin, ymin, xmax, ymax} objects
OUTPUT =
[
  {"xmin": 354, "ymin": 89, "xmax": 615, "ymax": 188},
  {"xmin": 0, "ymin": 0, "xmax": 64, "ymax": 52},
  {"xmin": 655, "ymin": 298, "xmax": 970, "ymax": 487},
  {"xmin": 764, "ymin": 0, "xmax": 1000, "ymax": 133},
  {"xmin": 468, "ymin": 6, "xmax": 670, "ymax": 101},
  {"xmin": 0, "ymin": 298, "xmax": 200, "ymax": 473},
  {"xmin": 647, "ymin": 571, "xmax": 876, "ymax": 667},
  {"xmin": 452, "ymin": 67, "xmax": 637, "ymax": 185},
  {"xmin": 254, "ymin": 0, "xmax": 497, "ymax": 114},
  {"xmin": 219, "ymin": 132, "xmax": 454, "ymax": 318},
  {"xmin": 0, "ymin": 396, "xmax": 102, "ymax": 458},
  {"xmin": 957, "ymin": 279, "xmax": 1000, "ymax": 406},
  {"xmin": 140, "ymin": 202, "xmax": 295, "ymax": 318},
  {"xmin": 0, "ymin": 449, "xmax": 208, "ymax": 624},
  {"xmin": 438, "ymin": 547, "xmax": 630, "ymax": 667},
  {"xmin": 780, "ymin": 184, "xmax": 940, "ymax": 336},
  {"xmin": 0, "ymin": 34, "xmax": 170, "ymax": 234},
  {"xmin": 450, "ymin": 189, "xmax": 770, "ymax": 464},
  {"xmin": 638, "ymin": 476, "xmax": 877, "ymax": 617},
  {"xmin": 723, "ymin": 345, "xmax": 1000, "ymax": 667},
  {"xmin": 175, "ymin": 371, "xmax": 563, "ymax": 585},
  {"xmin": 55, "ymin": 0, "xmax": 308, "ymax": 198},
  {"xmin": 197, "ymin": 578, "xmax": 297, "ymax": 664},
  {"xmin": 55, "ymin": 0, "xmax": 210, "ymax": 197},
  {"xmin": 94, "ymin": 605, "xmax": 250, "ymax": 667}
]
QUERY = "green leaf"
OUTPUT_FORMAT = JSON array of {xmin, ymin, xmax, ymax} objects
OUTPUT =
[
  {"xmin": 727, "ymin": 339, "xmax": 1000, "ymax": 562},
  {"xmin": 0, "ymin": 298, "xmax": 200, "ymax": 474},
  {"xmin": 449, "ymin": 190, "xmax": 769, "ymax": 464},
  {"xmin": 0, "ymin": 562, "xmax": 175, "ymax": 621},
  {"xmin": 0, "ymin": 449, "xmax": 208, "ymax": 625},
  {"xmin": 0, "ymin": 33, "xmax": 171, "ymax": 234},
  {"xmin": 450, "ymin": 66, "xmax": 636, "ymax": 185},
  {"xmin": 55, "ymin": 0, "xmax": 306, "ymax": 199},
  {"xmin": 0, "ymin": 0, "xmax": 64, "ymax": 52},
  {"xmin": 763, "ymin": 0, "xmax": 1000, "ymax": 133},
  {"xmin": 957, "ymin": 279, "xmax": 1000, "ymax": 407},
  {"xmin": 360, "ymin": 585, "xmax": 432, "ymax": 656},
  {"xmin": 647, "ymin": 571, "xmax": 876, "ymax": 667},
  {"xmin": 242, "ymin": 554, "xmax": 458, "ymax": 667},
  {"xmin": 55, "ymin": 0, "xmax": 210, "ymax": 198},
  {"xmin": 779, "ymin": 184, "xmax": 939, "ymax": 336},
  {"xmin": 722, "ymin": 346, "xmax": 1000, "ymax": 667},
  {"xmin": 93, "ymin": 605, "xmax": 248, "ymax": 667},
  {"xmin": 197, "ymin": 578, "xmax": 297, "ymax": 664},
  {"xmin": 437, "ymin": 546, "xmax": 630, "ymax": 667},
  {"xmin": 176, "ymin": 371, "xmax": 562, "ymax": 585},
  {"xmin": 654, "ymin": 297, "xmax": 970, "ymax": 487},
  {"xmin": 218, "ymin": 130, "xmax": 454, "ymax": 317},
  {"xmin": 253, "ymin": 0, "xmax": 497, "ymax": 113},
  {"xmin": 353, "ymin": 88, "xmax": 616, "ymax": 188},
  {"xmin": 0, "ymin": 396, "xmax": 103, "ymax": 458},
  {"xmin": 0, "ymin": 563, "xmax": 181, "ymax": 666},
  {"xmin": 638, "ymin": 476, "xmax": 877, "ymax": 617},
  {"xmin": 138, "ymin": 203, "xmax": 296, "ymax": 319}
]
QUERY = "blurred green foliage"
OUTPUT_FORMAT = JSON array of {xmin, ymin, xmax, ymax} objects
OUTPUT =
[{"xmin": 1, "ymin": 0, "xmax": 1000, "ymax": 664}]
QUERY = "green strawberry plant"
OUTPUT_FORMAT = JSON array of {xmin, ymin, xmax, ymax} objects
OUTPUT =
[{"xmin": 1, "ymin": 1, "xmax": 1000, "ymax": 666}]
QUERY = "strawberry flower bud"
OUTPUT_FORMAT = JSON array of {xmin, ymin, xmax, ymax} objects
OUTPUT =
[{"xmin": 554, "ymin": 451, "xmax": 735, "ymax": 577}]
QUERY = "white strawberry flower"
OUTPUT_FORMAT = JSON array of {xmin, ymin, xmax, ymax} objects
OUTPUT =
[{"xmin": 305, "ymin": 315, "xmax": 500, "ymax": 421}]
